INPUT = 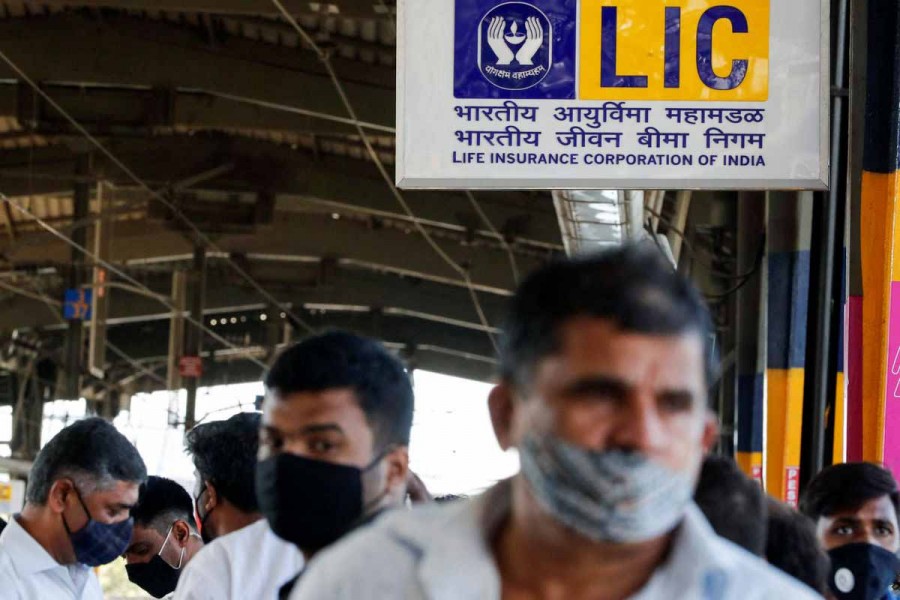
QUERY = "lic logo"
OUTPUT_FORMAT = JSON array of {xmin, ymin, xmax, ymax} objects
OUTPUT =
[{"xmin": 478, "ymin": 2, "xmax": 552, "ymax": 91}]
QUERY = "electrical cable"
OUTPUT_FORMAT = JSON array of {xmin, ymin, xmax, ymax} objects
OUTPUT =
[
  {"xmin": 1, "ymin": 195, "xmax": 269, "ymax": 370},
  {"xmin": 644, "ymin": 204, "xmax": 765, "ymax": 283},
  {"xmin": 465, "ymin": 191, "xmax": 519, "ymax": 285},
  {"xmin": 0, "ymin": 48, "xmax": 315, "ymax": 335},
  {"xmin": 5, "ymin": 275, "xmax": 170, "ymax": 387},
  {"xmin": 271, "ymin": 0, "xmax": 501, "ymax": 354}
]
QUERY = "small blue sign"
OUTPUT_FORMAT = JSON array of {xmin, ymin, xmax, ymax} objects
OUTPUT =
[
  {"xmin": 64, "ymin": 288, "xmax": 92, "ymax": 321},
  {"xmin": 455, "ymin": 0, "xmax": 576, "ymax": 99}
]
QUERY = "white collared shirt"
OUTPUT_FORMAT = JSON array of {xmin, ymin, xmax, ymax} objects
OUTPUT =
[
  {"xmin": 292, "ymin": 478, "xmax": 823, "ymax": 600},
  {"xmin": 174, "ymin": 518, "xmax": 304, "ymax": 600},
  {"xmin": 0, "ymin": 515, "xmax": 103, "ymax": 600}
]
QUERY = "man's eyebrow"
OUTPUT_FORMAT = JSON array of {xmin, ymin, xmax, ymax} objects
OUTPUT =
[
  {"xmin": 831, "ymin": 516, "xmax": 861, "ymax": 525},
  {"xmin": 560, "ymin": 376, "xmax": 630, "ymax": 395},
  {"xmin": 266, "ymin": 423, "xmax": 345, "ymax": 436}
]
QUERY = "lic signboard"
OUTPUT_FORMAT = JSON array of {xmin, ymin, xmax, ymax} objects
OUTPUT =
[{"xmin": 398, "ymin": 0, "xmax": 827, "ymax": 190}]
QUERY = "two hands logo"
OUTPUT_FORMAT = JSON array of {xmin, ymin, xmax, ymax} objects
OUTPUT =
[
  {"xmin": 478, "ymin": 2, "xmax": 552, "ymax": 90},
  {"xmin": 486, "ymin": 15, "xmax": 544, "ymax": 66}
]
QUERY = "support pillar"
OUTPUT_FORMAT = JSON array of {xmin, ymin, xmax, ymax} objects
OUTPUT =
[
  {"xmin": 766, "ymin": 192, "xmax": 812, "ymax": 507},
  {"xmin": 62, "ymin": 154, "xmax": 90, "ymax": 401},
  {"xmin": 857, "ymin": 0, "xmax": 900, "ymax": 471},
  {"xmin": 735, "ymin": 192, "xmax": 766, "ymax": 483},
  {"xmin": 183, "ymin": 246, "xmax": 206, "ymax": 431}
]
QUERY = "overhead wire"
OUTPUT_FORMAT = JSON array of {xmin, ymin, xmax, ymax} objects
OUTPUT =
[
  {"xmin": 1, "ymin": 195, "xmax": 269, "ymax": 371},
  {"xmin": 3, "ymin": 274, "xmax": 170, "ymax": 387},
  {"xmin": 271, "ymin": 0, "xmax": 501, "ymax": 354},
  {"xmin": 643, "ymin": 204, "xmax": 765, "ymax": 283},
  {"xmin": 0, "ymin": 48, "xmax": 315, "ymax": 336}
]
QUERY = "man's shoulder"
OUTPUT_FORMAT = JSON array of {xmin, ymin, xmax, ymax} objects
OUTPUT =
[
  {"xmin": 705, "ymin": 534, "xmax": 820, "ymax": 598},
  {"xmin": 291, "ymin": 502, "xmax": 477, "ymax": 599}
]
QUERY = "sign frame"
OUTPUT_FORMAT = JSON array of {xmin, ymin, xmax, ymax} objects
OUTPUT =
[{"xmin": 396, "ymin": 0, "xmax": 831, "ymax": 191}]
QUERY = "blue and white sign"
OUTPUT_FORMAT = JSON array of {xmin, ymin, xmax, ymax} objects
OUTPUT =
[
  {"xmin": 397, "ymin": 0, "xmax": 829, "ymax": 190},
  {"xmin": 455, "ymin": 0, "xmax": 576, "ymax": 99},
  {"xmin": 63, "ymin": 288, "xmax": 92, "ymax": 321}
]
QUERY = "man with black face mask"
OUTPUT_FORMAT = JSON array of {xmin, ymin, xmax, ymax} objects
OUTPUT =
[
  {"xmin": 123, "ymin": 476, "xmax": 204, "ymax": 598},
  {"xmin": 802, "ymin": 462, "xmax": 900, "ymax": 600},
  {"xmin": 174, "ymin": 412, "xmax": 303, "ymax": 600},
  {"xmin": 256, "ymin": 330, "xmax": 415, "ymax": 598},
  {"xmin": 0, "ymin": 417, "xmax": 146, "ymax": 600},
  {"xmin": 291, "ymin": 246, "xmax": 818, "ymax": 600}
]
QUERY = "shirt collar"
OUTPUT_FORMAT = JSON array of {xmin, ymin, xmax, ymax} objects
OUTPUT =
[
  {"xmin": 386, "ymin": 478, "xmax": 727, "ymax": 599},
  {"xmin": 0, "ymin": 514, "xmax": 85, "ymax": 577}
]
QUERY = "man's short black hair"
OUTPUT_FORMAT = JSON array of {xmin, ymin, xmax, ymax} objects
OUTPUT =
[
  {"xmin": 26, "ymin": 417, "xmax": 147, "ymax": 505},
  {"xmin": 185, "ymin": 412, "xmax": 261, "ymax": 513},
  {"xmin": 694, "ymin": 455, "xmax": 768, "ymax": 556},
  {"xmin": 265, "ymin": 331, "xmax": 414, "ymax": 449},
  {"xmin": 131, "ymin": 476, "xmax": 197, "ymax": 535},
  {"xmin": 499, "ymin": 244, "xmax": 716, "ymax": 389},
  {"xmin": 766, "ymin": 500, "xmax": 830, "ymax": 595},
  {"xmin": 801, "ymin": 462, "xmax": 900, "ymax": 521}
]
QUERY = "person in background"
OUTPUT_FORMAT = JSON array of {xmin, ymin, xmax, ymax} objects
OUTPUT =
[
  {"xmin": 0, "ymin": 417, "xmax": 146, "ymax": 600},
  {"xmin": 123, "ymin": 476, "xmax": 204, "ymax": 599},
  {"xmin": 802, "ymin": 462, "xmax": 900, "ymax": 600},
  {"xmin": 292, "ymin": 245, "xmax": 818, "ymax": 600},
  {"xmin": 174, "ymin": 412, "xmax": 302, "ymax": 600},
  {"xmin": 693, "ymin": 454, "xmax": 768, "ymax": 556},
  {"xmin": 765, "ymin": 499, "xmax": 830, "ymax": 595},
  {"xmin": 257, "ymin": 331, "xmax": 415, "ymax": 598},
  {"xmin": 0, "ymin": 516, "xmax": 6, "ymax": 535}
]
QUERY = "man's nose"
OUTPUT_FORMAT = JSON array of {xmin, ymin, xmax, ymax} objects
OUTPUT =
[{"xmin": 607, "ymin": 395, "xmax": 667, "ymax": 454}]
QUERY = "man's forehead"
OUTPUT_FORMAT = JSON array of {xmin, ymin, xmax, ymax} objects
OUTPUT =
[
  {"xmin": 829, "ymin": 496, "xmax": 900, "ymax": 522},
  {"xmin": 542, "ymin": 319, "xmax": 706, "ymax": 380},
  {"xmin": 131, "ymin": 523, "xmax": 164, "ymax": 541},
  {"xmin": 91, "ymin": 480, "xmax": 141, "ymax": 504},
  {"xmin": 266, "ymin": 387, "xmax": 367, "ymax": 425}
]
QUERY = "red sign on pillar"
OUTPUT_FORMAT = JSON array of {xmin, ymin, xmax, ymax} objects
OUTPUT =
[
  {"xmin": 785, "ymin": 466, "xmax": 800, "ymax": 507},
  {"xmin": 179, "ymin": 356, "xmax": 203, "ymax": 379},
  {"xmin": 751, "ymin": 465, "xmax": 763, "ymax": 484}
]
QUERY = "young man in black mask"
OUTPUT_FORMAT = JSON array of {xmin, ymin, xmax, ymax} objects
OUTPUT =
[
  {"xmin": 802, "ymin": 462, "xmax": 900, "ymax": 600},
  {"xmin": 256, "ymin": 330, "xmax": 414, "ymax": 597},
  {"xmin": 123, "ymin": 476, "xmax": 204, "ymax": 599}
]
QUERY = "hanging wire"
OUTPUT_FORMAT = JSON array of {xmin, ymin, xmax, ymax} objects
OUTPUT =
[
  {"xmin": 1, "ymin": 194, "xmax": 269, "ymax": 370},
  {"xmin": 0, "ymin": 48, "xmax": 315, "ymax": 335},
  {"xmin": 2, "ymin": 274, "xmax": 171, "ymax": 387},
  {"xmin": 270, "ymin": 0, "xmax": 500, "ymax": 354}
]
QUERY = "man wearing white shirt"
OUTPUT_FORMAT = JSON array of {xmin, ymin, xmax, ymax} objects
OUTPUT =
[
  {"xmin": 293, "ymin": 246, "xmax": 821, "ymax": 600},
  {"xmin": 174, "ymin": 412, "xmax": 302, "ymax": 600},
  {"xmin": 0, "ymin": 417, "xmax": 147, "ymax": 600}
]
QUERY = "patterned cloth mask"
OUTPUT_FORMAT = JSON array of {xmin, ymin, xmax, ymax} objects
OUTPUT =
[
  {"xmin": 519, "ymin": 434, "xmax": 695, "ymax": 543},
  {"xmin": 63, "ymin": 488, "xmax": 134, "ymax": 567}
]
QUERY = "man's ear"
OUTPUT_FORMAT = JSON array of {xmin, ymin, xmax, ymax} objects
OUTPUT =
[
  {"xmin": 384, "ymin": 446, "xmax": 410, "ymax": 494},
  {"xmin": 203, "ymin": 481, "xmax": 219, "ymax": 513},
  {"xmin": 47, "ymin": 479, "xmax": 75, "ymax": 514},
  {"xmin": 489, "ymin": 383, "xmax": 516, "ymax": 451},
  {"xmin": 702, "ymin": 411, "xmax": 720, "ymax": 453},
  {"xmin": 172, "ymin": 520, "xmax": 192, "ymax": 546}
]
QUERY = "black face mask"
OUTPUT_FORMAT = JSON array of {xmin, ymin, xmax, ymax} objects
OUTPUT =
[
  {"xmin": 126, "ymin": 555, "xmax": 181, "ymax": 598},
  {"xmin": 256, "ymin": 453, "xmax": 384, "ymax": 554},
  {"xmin": 193, "ymin": 486, "xmax": 215, "ymax": 544},
  {"xmin": 828, "ymin": 543, "xmax": 900, "ymax": 600},
  {"xmin": 125, "ymin": 525, "xmax": 186, "ymax": 598}
]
